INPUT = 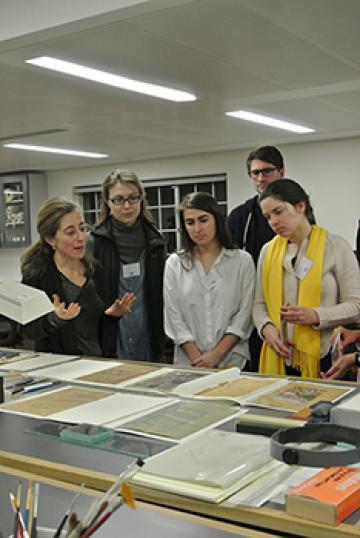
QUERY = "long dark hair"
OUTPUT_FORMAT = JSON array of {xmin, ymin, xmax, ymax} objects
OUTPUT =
[
  {"xmin": 98, "ymin": 169, "xmax": 155, "ymax": 226},
  {"xmin": 260, "ymin": 178, "xmax": 316, "ymax": 225},
  {"xmin": 178, "ymin": 192, "xmax": 235, "ymax": 268},
  {"xmin": 21, "ymin": 197, "xmax": 91, "ymax": 280}
]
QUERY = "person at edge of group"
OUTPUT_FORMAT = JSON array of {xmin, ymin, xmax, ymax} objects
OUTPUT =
[
  {"xmin": 227, "ymin": 145, "xmax": 285, "ymax": 372},
  {"xmin": 321, "ymin": 326, "xmax": 360, "ymax": 380},
  {"xmin": 164, "ymin": 192, "xmax": 255, "ymax": 369},
  {"xmin": 21, "ymin": 197, "xmax": 133, "ymax": 355},
  {"xmin": 253, "ymin": 178, "xmax": 360, "ymax": 378},
  {"xmin": 91, "ymin": 169, "xmax": 166, "ymax": 361}
]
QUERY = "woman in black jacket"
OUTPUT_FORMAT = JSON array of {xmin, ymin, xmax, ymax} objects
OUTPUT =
[
  {"xmin": 91, "ymin": 169, "xmax": 166, "ymax": 361},
  {"xmin": 21, "ymin": 197, "xmax": 132, "ymax": 355}
]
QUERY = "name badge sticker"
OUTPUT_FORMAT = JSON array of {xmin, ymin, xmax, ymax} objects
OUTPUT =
[
  {"xmin": 123, "ymin": 262, "xmax": 141, "ymax": 278},
  {"xmin": 295, "ymin": 257, "xmax": 313, "ymax": 280}
]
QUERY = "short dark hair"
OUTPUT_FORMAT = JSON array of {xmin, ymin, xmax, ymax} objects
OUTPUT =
[
  {"xmin": 179, "ymin": 192, "xmax": 235, "ymax": 255},
  {"xmin": 260, "ymin": 178, "xmax": 316, "ymax": 225},
  {"xmin": 246, "ymin": 145, "xmax": 284, "ymax": 174}
]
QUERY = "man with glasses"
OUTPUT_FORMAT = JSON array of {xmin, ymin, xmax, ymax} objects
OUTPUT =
[{"xmin": 228, "ymin": 146, "xmax": 284, "ymax": 371}]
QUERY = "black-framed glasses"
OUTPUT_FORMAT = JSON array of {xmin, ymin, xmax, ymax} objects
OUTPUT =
[
  {"xmin": 249, "ymin": 167, "xmax": 277, "ymax": 178},
  {"xmin": 61, "ymin": 223, "xmax": 90, "ymax": 238},
  {"xmin": 109, "ymin": 194, "xmax": 142, "ymax": 206}
]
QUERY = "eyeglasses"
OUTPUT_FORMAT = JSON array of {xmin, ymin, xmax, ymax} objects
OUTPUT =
[
  {"xmin": 61, "ymin": 223, "xmax": 90, "ymax": 238},
  {"xmin": 249, "ymin": 167, "xmax": 277, "ymax": 178},
  {"xmin": 109, "ymin": 194, "xmax": 142, "ymax": 207}
]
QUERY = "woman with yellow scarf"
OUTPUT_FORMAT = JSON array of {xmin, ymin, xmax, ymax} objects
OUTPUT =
[{"xmin": 253, "ymin": 179, "xmax": 360, "ymax": 378}]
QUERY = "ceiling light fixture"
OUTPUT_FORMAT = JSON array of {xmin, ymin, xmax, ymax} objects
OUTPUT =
[
  {"xmin": 25, "ymin": 56, "xmax": 196, "ymax": 103},
  {"xmin": 225, "ymin": 110, "xmax": 314, "ymax": 134},
  {"xmin": 4, "ymin": 143, "xmax": 108, "ymax": 159}
]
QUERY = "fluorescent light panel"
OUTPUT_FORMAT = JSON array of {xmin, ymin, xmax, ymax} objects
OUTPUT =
[
  {"xmin": 4, "ymin": 143, "xmax": 108, "ymax": 159},
  {"xmin": 226, "ymin": 110, "xmax": 314, "ymax": 134},
  {"xmin": 26, "ymin": 56, "xmax": 196, "ymax": 103}
]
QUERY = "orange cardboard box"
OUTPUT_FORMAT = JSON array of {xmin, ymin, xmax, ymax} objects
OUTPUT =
[{"xmin": 286, "ymin": 466, "xmax": 360, "ymax": 525}]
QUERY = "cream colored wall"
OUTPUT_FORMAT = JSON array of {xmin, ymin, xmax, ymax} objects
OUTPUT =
[
  {"xmin": 1, "ymin": 136, "xmax": 359, "ymax": 280},
  {"xmin": 47, "ymin": 136, "xmax": 359, "ymax": 246}
]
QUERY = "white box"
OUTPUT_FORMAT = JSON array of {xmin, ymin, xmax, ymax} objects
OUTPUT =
[
  {"xmin": 0, "ymin": 280, "xmax": 54, "ymax": 324},
  {"xmin": 330, "ymin": 391, "xmax": 360, "ymax": 429}
]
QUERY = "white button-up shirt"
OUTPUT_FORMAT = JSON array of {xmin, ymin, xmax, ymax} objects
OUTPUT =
[{"xmin": 164, "ymin": 248, "xmax": 255, "ymax": 368}]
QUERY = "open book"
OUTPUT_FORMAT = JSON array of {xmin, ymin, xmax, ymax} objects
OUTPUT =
[
  {"xmin": 121, "ymin": 366, "xmax": 241, "ymax": 394},
  {"xmin": 183, "ymin": 375, "xmax": 354, "ymax": 412}
]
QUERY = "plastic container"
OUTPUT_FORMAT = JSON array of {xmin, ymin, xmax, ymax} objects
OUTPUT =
[{"xmin": 60, "ymin": 423, "xmax": 113, "ymax": 446}]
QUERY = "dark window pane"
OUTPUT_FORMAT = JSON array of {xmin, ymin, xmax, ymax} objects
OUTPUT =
[
  {"xmin": 215, "ymin": 181, "xmax": 226, "ymax": 201},
  {"xmin": 218, "ymin": 203, "xmax": 227, "ymax": 218},
  {"xmin": 149, "ymin": 208, "xmax": 159, "ymax": 227},
  {"xmin": 161, "ymin": 207, "xmax": 175, "ymax": 230},
  {"xmin": 198, "ymin": 182, "xmax": 212, "ymax": 194},
  {"xmin": 145, "ymin": 187, "xmax": 158, "ymax": 206},
  {"xmin": 160, "ymin": 186, "xmax": 174, "ymax": 205},
  {"xmin": 179, "ymin": 184, "xmax": 194, "ymax": 200},
  {"xmin": 164, "ymin": 232, "xmax": 176, "ymax": 252},
  {"xmin": 84, "ymin": 212, "xmax": 96, "ymax": 226},
  {"xmin": 82, "ymin": 193, "xmax": 95, "ymax": 211}
]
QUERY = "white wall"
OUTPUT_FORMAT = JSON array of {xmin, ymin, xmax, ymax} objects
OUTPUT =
[
  {"xmin": 47, "ymin": 136, "xmax": 359, "ymax": 245},
  {"xmin": 2, "ymin": 136, "xmax": 359, "ymax": 280}
]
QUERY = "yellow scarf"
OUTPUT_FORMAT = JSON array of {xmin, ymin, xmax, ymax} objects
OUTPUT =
[{"xmin": 259, "ymin": 225, "xmax": 327, "ymax": 377}]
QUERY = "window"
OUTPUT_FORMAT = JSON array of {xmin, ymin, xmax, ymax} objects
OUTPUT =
[
  {"xmin": 73, "ymin": 185, "xmax": 102, "ymax": 226},
  {"xmin": 74, "ymin": 173, "xmax": 227, "ymax": 252},
  {"xmin": 144, "ymin": 174, "xmax": 227, "ymax": 251}
]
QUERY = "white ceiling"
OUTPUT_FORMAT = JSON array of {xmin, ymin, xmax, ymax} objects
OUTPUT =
[{"xmin": 1, "ymin": 0, "xmax": 360, "ymax": 172}]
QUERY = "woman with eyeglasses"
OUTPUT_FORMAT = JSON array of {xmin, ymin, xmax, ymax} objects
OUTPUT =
[
  {"xmin": 164, "ymin": 192, "xmax": 255, "ymax": 369},
  {"xmin": 21, "ymin": 197, "xmax": 132, "ymax": 355},
  {"xmin": 91, "ymin": 169, "xmax": 166, "ymax": 361},
  {"xmin": 253, "ymin": 179, "xmax": 360, "ymax": 377}
]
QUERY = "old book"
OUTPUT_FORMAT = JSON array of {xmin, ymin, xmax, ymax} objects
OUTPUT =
[
  {"xmin": 286, "ymin": 466, "xmax": 360, "ymax": 525},
  {"xmin": 247, "ymin": 380, "xmax": 354, "ymax": 412}
]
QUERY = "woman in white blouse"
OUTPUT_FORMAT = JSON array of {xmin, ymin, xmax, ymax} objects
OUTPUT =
[
  {"xmin": 164, "ymin": 192, "xmax": 255, "ymax": 369},
  {"xmin": 253, "ymin": 178, "xmax": 360, "ymax": 377}
]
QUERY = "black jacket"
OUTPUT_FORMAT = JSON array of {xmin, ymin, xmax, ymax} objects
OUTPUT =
[
  {"xmin": 91, "ymin": 216, "xmax": 167, "ymax": 360},
  {"xmin": 227, "ymin": 195, "xmax": 275, "ymax": 264},
  {"xmin": 22, "ymin": 258, "xmax": 103, "ymax": 355}
]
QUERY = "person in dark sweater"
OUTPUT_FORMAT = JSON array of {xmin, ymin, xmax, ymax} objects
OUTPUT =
[
  {"xmin": 227, "ymin": 146, "xmax": 285, "ymax": 371},
  {"xmin": 21, "ymin": 197, "xmax": 132, "ymax": 355},
  {"xmin": 91, "ymin": 169, "xmax": 167, "ymax": 361}
]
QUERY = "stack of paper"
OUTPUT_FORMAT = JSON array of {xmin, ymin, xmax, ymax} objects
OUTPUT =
[
  {"xmin": 131, "ymin": 429, "xmax": 273, "ymax": 502},
  {"xmin": 0, "ymin": 353, "xmax": 79, "ymax": 372}
]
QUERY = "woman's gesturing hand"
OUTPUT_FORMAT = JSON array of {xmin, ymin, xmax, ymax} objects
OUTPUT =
[
  {"xmin": 105, "ymin": 292, "xmax": 136, "ymax": 317},
  {"xmin": 53, "ymin": 293, "xmax": 81, "ymax": 320}
]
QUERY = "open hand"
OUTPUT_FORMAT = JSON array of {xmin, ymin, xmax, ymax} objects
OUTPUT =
[
  {"xmin": 53, "ymin": 293, "xmax": 81, "ymax": 320},
  {"xmin": 105, "ymin": 292, "xmax": 136, "ymax": 317}
]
